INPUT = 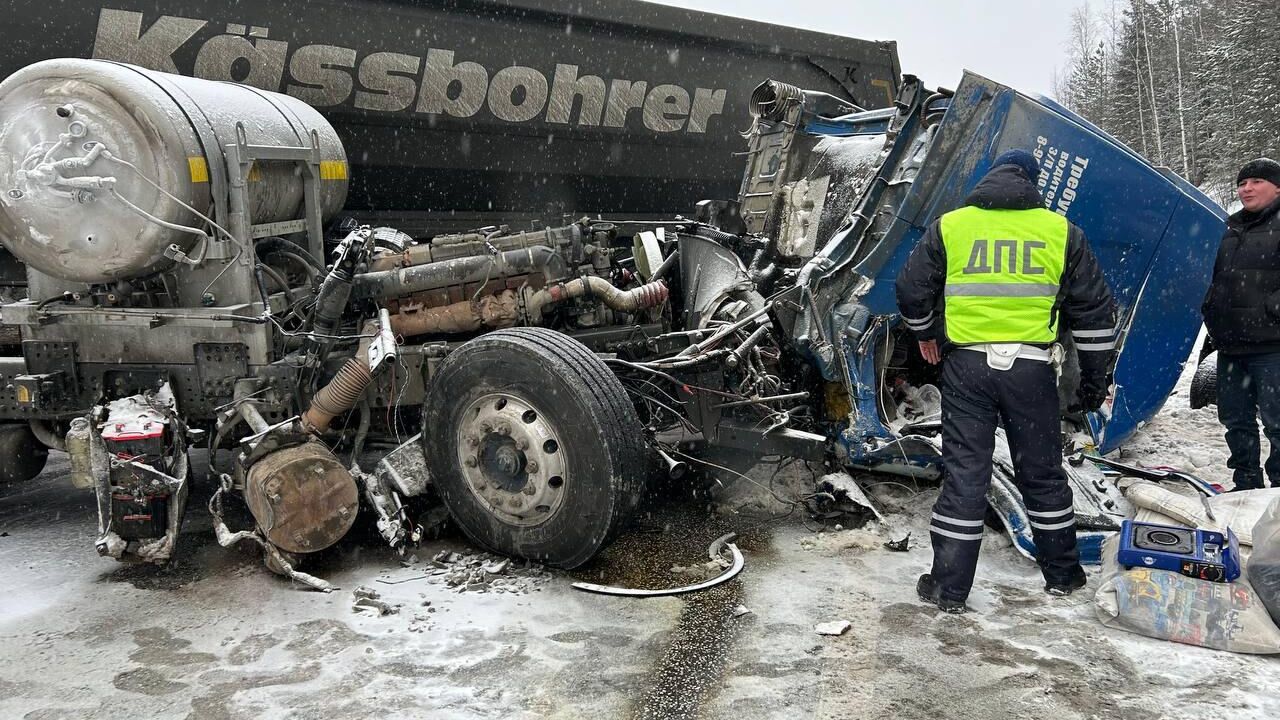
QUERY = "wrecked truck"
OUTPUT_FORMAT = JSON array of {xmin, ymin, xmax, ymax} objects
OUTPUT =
[{"xmin": 0, "ymin": 55, "xmax": 1222, "ymax": 581}]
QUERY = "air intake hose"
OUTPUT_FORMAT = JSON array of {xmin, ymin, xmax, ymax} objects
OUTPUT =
[{"xmin": 301, "ymin": 358, "xmax": 372, "ymax": 434}]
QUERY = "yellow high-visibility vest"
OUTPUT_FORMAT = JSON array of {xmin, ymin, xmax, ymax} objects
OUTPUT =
[{"xmin": 940, "ymin": 205, "xmax": 1068, "ymax": 344}]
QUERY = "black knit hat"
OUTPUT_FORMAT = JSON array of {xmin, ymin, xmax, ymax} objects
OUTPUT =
[{"xmin": 1237, "ymin": 158, "xmax": 1280, "ymax": 187}]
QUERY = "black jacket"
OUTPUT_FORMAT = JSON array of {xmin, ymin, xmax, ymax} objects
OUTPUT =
[
  {"xmin": 895, "ymin": 165, "xmax": 1118, "ymax": 383},
  {"xmin": 1201, "ymin": 197, "xmax": 1280, "ymax": 355}
]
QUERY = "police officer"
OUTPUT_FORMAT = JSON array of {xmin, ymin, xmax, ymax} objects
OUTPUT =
[{"xmin": 895, "ymin": 149, "xmax": 1117, "ymax": 613}]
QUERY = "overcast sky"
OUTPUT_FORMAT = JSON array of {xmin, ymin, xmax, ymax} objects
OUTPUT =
[{"xmin": 652, "ymin": 0, "xmax": 1089, "ymax": 97}]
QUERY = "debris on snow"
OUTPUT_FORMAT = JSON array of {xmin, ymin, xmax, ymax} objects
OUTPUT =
[
  {"xmin": 482, "ymin": 558, "xmax": 511, "ymax": 575},
  {"xmin": 418, "ymin": 548, "xmax": 549, "ymax": 594},
  {"xmin": 884, "ymin": 533, "xmax": 912, "ymax": 552},
  {"xmin": 352, "ymin": 586, "xmax": 400, "ymax": 616},
  {"xmin": 814, "ymin": 620, "xmax": 851, "ymax": 636}
]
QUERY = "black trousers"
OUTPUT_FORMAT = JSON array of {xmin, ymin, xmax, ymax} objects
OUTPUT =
[
  {"xmin": 930, "ymin": 349, "xmax": 1080, "ymax": 603},
  {"xmin": 1217, "ymin": 351, "xmax": 1280, "ymax": 490}
]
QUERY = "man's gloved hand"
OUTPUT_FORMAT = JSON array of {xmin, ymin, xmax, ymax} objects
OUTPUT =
[{"xmin": 1069, "ymin": 378, "xmax": 1109, "ymax": 413}]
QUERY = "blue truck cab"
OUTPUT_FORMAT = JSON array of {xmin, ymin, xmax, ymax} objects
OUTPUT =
[{"xmin": 737, "ymin": 73, "xmax": 1224, "ymax": 559}]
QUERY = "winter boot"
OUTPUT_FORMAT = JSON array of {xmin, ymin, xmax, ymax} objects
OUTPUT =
[
  {"xmin": 1044, "ymin": 564, "xmax": 1088, "ymax": 596},
  {"xmin": 917, "ymin": 573, "xmax": 967, "ymax": 614}
]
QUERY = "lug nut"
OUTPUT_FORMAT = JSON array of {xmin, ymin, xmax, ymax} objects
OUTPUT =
[
  {"xmin": 497, "ymin": 423, "xmax": 511, "ymax": 436},
  {"xmin": 464, "ymin": 456, "xmax": 478, "ymax": 467},
  {"xmin": 466, "ymin": 435, "xmax": 480, "ymax": 447},
  {"xmin": 515, "ymin": 437, "xmax": 528, "ymax": 450},
  {"xmin": 525, "ymin": 460, "xmax": 538, "ymax": 473}
]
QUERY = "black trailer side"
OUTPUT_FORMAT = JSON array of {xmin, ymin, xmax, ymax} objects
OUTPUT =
[{"xmin": 2, "ymin": 0, "xmax": 899, "ymax": 231}]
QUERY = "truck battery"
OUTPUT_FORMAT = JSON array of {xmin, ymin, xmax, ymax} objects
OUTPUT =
[
  {"xmin": 110, "ymin": 492, "xmax": 169, "ymax": 540},
  {"xmin": 1117, "ymin": 519, "xmax": 1241, "ymax": 583},
  {"xmin": 101, "ymin": 408, "xmax": 169, "ymax": 462},
  {"xmin": 102, "ymin": 402, "xmax": 174, "ymax": 539}
]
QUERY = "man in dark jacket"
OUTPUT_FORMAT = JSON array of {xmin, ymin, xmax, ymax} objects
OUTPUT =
[
  {"xmin": 895, "ymin": 150, "xmax": 1118, "ymax": 613},
  {"xmin": 1202, "ymin": 158, "xmax": 1280, "ymax": 491}
]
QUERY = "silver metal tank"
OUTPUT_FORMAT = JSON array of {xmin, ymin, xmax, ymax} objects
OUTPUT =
[{"xmin": 0, "ymin": 59, "xmax": 348, "ymax": 283}]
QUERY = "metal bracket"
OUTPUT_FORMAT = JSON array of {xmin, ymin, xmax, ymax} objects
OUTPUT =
[
  {"xmin": 367, "ymin": 309, "xmax": 398, "ymax": 376},
  {"xmin": 194, "ymin": 343, "xmax": 249, "ymax": 404},
  {"xmin": 226, "ymin": 124, "xmax": 326, "ymax": 264},
  {"xmin": 22, "ymin": 340, "xmax": 78, "ymax": 396}
]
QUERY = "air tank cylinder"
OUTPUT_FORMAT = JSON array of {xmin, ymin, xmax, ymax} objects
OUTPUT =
[{"xmin": 0, "ymin": 59, "xmax": 348, "ymax": 283}]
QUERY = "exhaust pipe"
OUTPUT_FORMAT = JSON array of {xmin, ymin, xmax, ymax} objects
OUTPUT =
[{"xmin": 526, "ymin": 277, "xmax": 668, "ymax": 321}]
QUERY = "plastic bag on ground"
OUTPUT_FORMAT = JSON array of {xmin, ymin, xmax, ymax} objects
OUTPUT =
[
  {"xmin": 1120, "ymin": 481, "xmax": 1280, "ymax": 546},
  {"xmin": 1094, "ymin": 534, "xmax": 1280, "ymax": 654},
  {"xmin": 1247, "ymin": 497, "xmax": 1280, "ymax": 625}
]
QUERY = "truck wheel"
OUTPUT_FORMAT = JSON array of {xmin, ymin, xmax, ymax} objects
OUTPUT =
[
  {"xmin": 0, "ymin": 424, "xmax": 50, "ymax": 484},
  {"xmin": 422, "ymin": 327, "xmax": 646, "ymax": 568},
  {"xmin": 1189, "ymin": 351, "xmax": 1217, "ymax": 410}
]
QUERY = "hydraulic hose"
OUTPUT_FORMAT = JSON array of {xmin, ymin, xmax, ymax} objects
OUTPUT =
[
  {"xmin": 726, "ymin": 325, "xmax": 771, "ymax": 369},
  {"xmin": 256, "ymin": 237, "xmax": 324, "ymax": 274}
]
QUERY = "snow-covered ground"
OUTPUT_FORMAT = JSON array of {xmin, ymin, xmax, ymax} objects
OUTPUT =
[{"xmin": 1, "ymin": 348, "xmax": 1277, "ymax": 719}]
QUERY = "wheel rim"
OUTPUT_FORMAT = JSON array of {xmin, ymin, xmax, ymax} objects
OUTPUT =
[{"xmin": 456, "ymin": 392, "xmax": 568, "ymax": 527}]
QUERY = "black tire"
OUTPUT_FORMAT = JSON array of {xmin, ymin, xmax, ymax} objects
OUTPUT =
[
  {"xmin": 422, "ymin": 327, "xmax": 646, "ymax": 568},
  {"xmin": 0, "ymin": 424, "xmax": 50, "ymax": 484},
  {"xmin": 1189, "ymin": 351, "xmax": 1218, "ymax": 410}
]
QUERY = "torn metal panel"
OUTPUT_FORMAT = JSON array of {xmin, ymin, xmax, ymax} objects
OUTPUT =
[
  {"xmin": 375, "ymin": 433, "xmax": 430, "ymax": 497},
  {"xmin": 987, "ymin": 430, "xmax": 1131, "ymax": 565},
  {"xmin": 817, "ymin": 472, "xmax": 884, "ymax": 522}
]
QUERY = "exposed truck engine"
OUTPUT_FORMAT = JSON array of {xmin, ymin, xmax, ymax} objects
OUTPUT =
[
  {"xmin": 0, "ymin": 58, "xmax": 780, "ymax": 579},
  {"xmin": 0, "ymin": 51, "xmax": 1224, "ymax": 581}
]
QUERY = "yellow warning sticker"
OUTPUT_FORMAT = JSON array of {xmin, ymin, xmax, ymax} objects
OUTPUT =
[
  {"xmin": 15, "ymin": 385, "xmax": 30, "ymax": 404},
  {"xmin": 187, "ymin": 157, "xmax": 209, "ymax": 183},
  {"xmin": 320, "ymin": 160, "xmax": 348, "ymax": 181},
  {"xmin": 247, "ymin": 162, "xmax": 263, "ymax": 182}
]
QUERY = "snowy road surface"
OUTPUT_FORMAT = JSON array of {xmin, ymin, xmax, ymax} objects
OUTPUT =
[{"xmin": 2, "ymin": 365, "xmax": 1278, "ymax": 719}]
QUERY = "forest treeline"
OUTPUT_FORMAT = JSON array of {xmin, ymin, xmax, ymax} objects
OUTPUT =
[{"xmin": 1053, "ymin": 0, "xmax": 1279, "ymax": 205}]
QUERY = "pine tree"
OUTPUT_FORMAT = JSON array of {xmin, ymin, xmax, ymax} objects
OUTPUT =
[{"xmin": 1055, "ymin": 0, "xmax": 1279, "ymax": 197}]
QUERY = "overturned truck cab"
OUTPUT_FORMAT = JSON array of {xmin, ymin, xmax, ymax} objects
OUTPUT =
[
  {"xmin": 737, "ymin": 74, "xmax": 1224, "ymax": 559},
  {"xmin": 0, "ymin": 58, "xmax": 1223, "ymax": 580}
]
